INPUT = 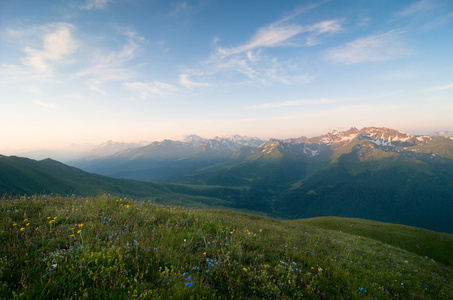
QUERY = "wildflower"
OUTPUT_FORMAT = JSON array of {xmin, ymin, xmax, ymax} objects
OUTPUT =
[
  {"xmin": 24, "ymin": 219, "xmax": 28, "ymax": 222},
  {"xmin": 77, "ymin": 230, "xmax": 81, "ymax": 234},
  {"xmin": 203, "ymin": 252, "xmax": 206, "ymax": 255},
  {"xmin": 70, "ymin": 234, "xmax": 74, "ymax": 237},
  {"xmin": 26, "ymin": 223, "xmax": 30, "ymax": 226},
  {"xmin": 70, "ymin": 227, "xmax": 75, "ymax": 230},
  {"xmin": 13, "ymin": 223, "xmax": 17, "ymax": 226},
  {"xmin": 35, "ymin": 227, "xmax": 39, "ymax": 231},
  {"xmin": 78, "ymin": 224, "xmax": 83, "ymax": 227},
  {"xmin": 20, "ymin": 227, "xmax": 25, "ymax": 231},
  {"xmin": 47, "ymin": 217, "xmax": 51, "ymax": 219},
  {"xmin": 185, "ymin": 282, "xmax": 194, "ymax": 287},
  {"xmin": 53, "ymin": 217, "xmax": 57, "ymax": 220}
]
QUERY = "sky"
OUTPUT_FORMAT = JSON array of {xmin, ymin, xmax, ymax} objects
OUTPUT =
[{"xmin": 1, "ymin": 0, "xmax": 452, "ymax": 154}]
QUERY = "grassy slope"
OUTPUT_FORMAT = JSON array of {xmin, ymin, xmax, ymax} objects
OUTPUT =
[
  {"xmin": 292, "ymin": 217, "xmax": 453, "ymax": 266},
  {"xmin": 1, "ymin": 195, "xmax": 451, "ymax": 299},
  {"xmin": 0, "ymin": 155, "xmax": 244, "ymax": 210}
]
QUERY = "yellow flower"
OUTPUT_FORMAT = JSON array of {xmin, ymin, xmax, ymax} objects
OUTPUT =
[
  {"xmin": 35, "ymin": 227, "xmax": 39, "ymax": 231},
  {"xmin": 13, "ymin": 223, "xmax": 17, "ymax": 226},
  {"xmin": 49, "ymin": 220, "xmax": 54, "ymax": 224},
  {"xmin": 47, "ymin": 217, "xmax": 51, "ymax": 219},
  {"xmin": 78, "ymin": 224, "xmax": 84, "ymax": 227},
  {"xmin": 23, "ymin": 219, "xmax": 28, "ymax": 222},
  {"xmin": 70, "ymin": 234, "xmax": 74, "ymax": 237},
  {"xmin": 70, "ymin": 227, "xmax": 75, "ymax": 230},
  {"xmin": 53, "ymin": 217, "xmax": 57, "ymax": 220},
  {"xmin": 203, "ymin": 252, "xmax": 206, "ymax": 255},
  {"xmin": 20, "ymin": 227, "xmax": 25, "ymax": 231},
  {"xmin": 26, "ymin": 223, "xmax": 30, "ymax": 226},
  {"xmin": 77, "ymin": 230, "xmax": 82, "ymax": 234}
]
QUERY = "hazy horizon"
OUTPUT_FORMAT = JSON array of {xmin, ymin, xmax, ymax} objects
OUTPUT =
[{"xmin": 1, "ymin": 0, "xmax": 452, "ymax": 153}]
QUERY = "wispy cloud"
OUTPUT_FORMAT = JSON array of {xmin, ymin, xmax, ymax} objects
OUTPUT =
[
  {"xmin": 187, "ymin": 3, "xmax": 341, "ymax": 87},
  {"xmin": 5, "ymin": 23, "xmax": 77, "ymax": 77},
  {"xmin": 217, "ymin": 19, "xmax": 342, "ymax": 57},
  {"xmin": 0, "ymin": 23, "xmax": 77, "ymax": 85},
  {"xmin": 395, "ymin": 0, "xmax": 453, "ymax": 31},
  {"xmin": 325, "ymin": 30, "xmax": 410, "ymax": 64},
  {"xmin": 179, "ymin": 74, "xmax": 210, "ymax": 89},
  {"xmin": 21, "ymin": 23, "xmax": 76, "ymax": 73},
  {"xmin": 429, "ymin": 82, "xmax": 453, "ymax": 91},
  {"xmin": 396, "ymin": 0, "xmax": 439, "ymax": 17},
  {"xmin": 89, "ymin": 85, "xmax": 106, "ymax": 95},
  {"xmin": 74, "ymin": 27, "xmax": 144, "ymax": 90},
  {"xmin": 168, "ymin": 2, "xmax": 189, "ymax": 17},
  {"xmin": 80, "ymin": 0, "xmax": 115, "ymax": 10},
  {"xmin": 33, "ymin": 100, "xmax": 56, "ymax": 108},
  {"xmin": 124, "ymin": 81, "xmax": 179, "ymax": 98},
  {"xmin": 247, "ymin": 98, "xmax": 335, "ymax": 110}
]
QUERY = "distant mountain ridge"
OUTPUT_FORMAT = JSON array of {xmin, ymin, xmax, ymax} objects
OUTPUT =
[
  {"xmin": 2, "ymin": 126, "xmax": 452, "ymax": 233},
  {"xmin": 69, "ymin": 127, "xmax": 453, "ymax": 181}
]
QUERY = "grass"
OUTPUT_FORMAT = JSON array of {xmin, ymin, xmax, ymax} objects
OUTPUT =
[
  {"xmin": 1, "ymin": 195, "xmax": 452, "ymax": 299},
  {"xmin": 292, "ymin": 217, "xmax": 453, "ymax": 266}
]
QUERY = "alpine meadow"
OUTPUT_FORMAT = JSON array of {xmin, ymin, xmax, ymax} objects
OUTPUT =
[{"xmin": 1, "ymin": 0, "xmax": 453, "ymax": 299}]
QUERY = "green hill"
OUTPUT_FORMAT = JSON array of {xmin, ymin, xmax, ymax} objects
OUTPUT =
[
  {"xmin": 1, "ymin": 195, "xmax": 451, "ymax": 299},
  {"xmin": 0, "ymin": 155, "xmax": 244, "ymax": 210}
]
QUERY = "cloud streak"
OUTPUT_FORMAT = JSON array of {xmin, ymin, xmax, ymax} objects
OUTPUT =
[
  {"xmin": 80, "ymin": 0, "xmax": 115, "ymax": 10},
  {"xmin": 74, "ymin": 28, "xmax": 145, "ymax": 92},
  {"xmin": 247, "ymin": 98, "xmax": 335, "ymax": 110},
  {"xmin": 429, "ymin": 82, "xmax": 453, "ymax": 91},
  {"xmin": 325, "ymin": 30, "xmax": 410, "ymax": 64},
  {"xmin": 179, "ymin": 74, "xmax": 210, "ymax": 89},
  {"xmin": 217, "ymin": 19, "xmax": 343, "ymax": 57},
  {"xmin": 124, "ymin": 81, "xmax": 179, "ymax": 98}
]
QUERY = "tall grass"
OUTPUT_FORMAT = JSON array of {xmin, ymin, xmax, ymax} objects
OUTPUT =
[{"xmin": 1, "ymin": 195, "xmax": 451, "ymax": 299}]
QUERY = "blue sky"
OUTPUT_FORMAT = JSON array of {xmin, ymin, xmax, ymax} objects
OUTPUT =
[{"xmin": 1, "ymin": 0, "xmax": 452, "ymax": 153}]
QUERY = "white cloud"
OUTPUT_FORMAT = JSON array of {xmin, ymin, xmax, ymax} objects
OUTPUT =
[
  {"xmin": 217, "ymin": 19, "xmax": 342, "ymax": 57},
  {"xmin": 197, "ymin": 15, "xmax": 342, "ymax": 86},
  {"xmin": 179, "ymin": 74, "xmax": 210, "ymax": 89},
  {"xmin": 325, "ymin": 30, "xmax": 410, "ymax": 64},
  {"xmin": 429, "ymin": 82, "xmax": 453, "ymax": 91},
  {"xmin": 124, "ymin": 81, "xmax": 179, "ymax": 98},
  {"xmin": 247, "ymin": 98, "xmax": 335, "ymax": 110},
  {"xmin": 217, "ymin": 25, "xmax": 304, "ymax": 57},
  {"xmin": 89, "ymin": 85, "xmax": 106, "ymax": 95},
  {"xmin": 33, "ymin": 100, "xmax": 56, "ymax": 108},
  {"xmin": 168, "ymin": 2, "xmax": 189, "ymax": 17},
  {"xmin": 80, "ymin": 0, "xmax": 115, "ymax": 10},
  {"xmin": 74, "ymin": 28, "xmax": 144, "ymax": 85},
  {"xmin": 19, "ymin": 23, "xmax": 77, "ymax": 74},
  {"xmin": 396, "ymin": 0, "xmax": 438, "ymax": 17}
]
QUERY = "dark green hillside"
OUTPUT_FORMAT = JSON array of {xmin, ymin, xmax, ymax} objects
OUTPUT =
[
  {"xmin": 0, "ymin": 155, "xmax": 244, "ymax": 209},
  {"xmin": 1, "ymin": 195, "xmax": 451, "ymax": 299},
  {"xmin": 275, "ymin": 143, "xmax": 453, "ymax": 233}
]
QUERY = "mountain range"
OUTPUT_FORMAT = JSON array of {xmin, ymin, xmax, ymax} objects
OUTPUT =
[{"xmin": 2, "ymin": 126, "xmax": 452, "ymax": 233}]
